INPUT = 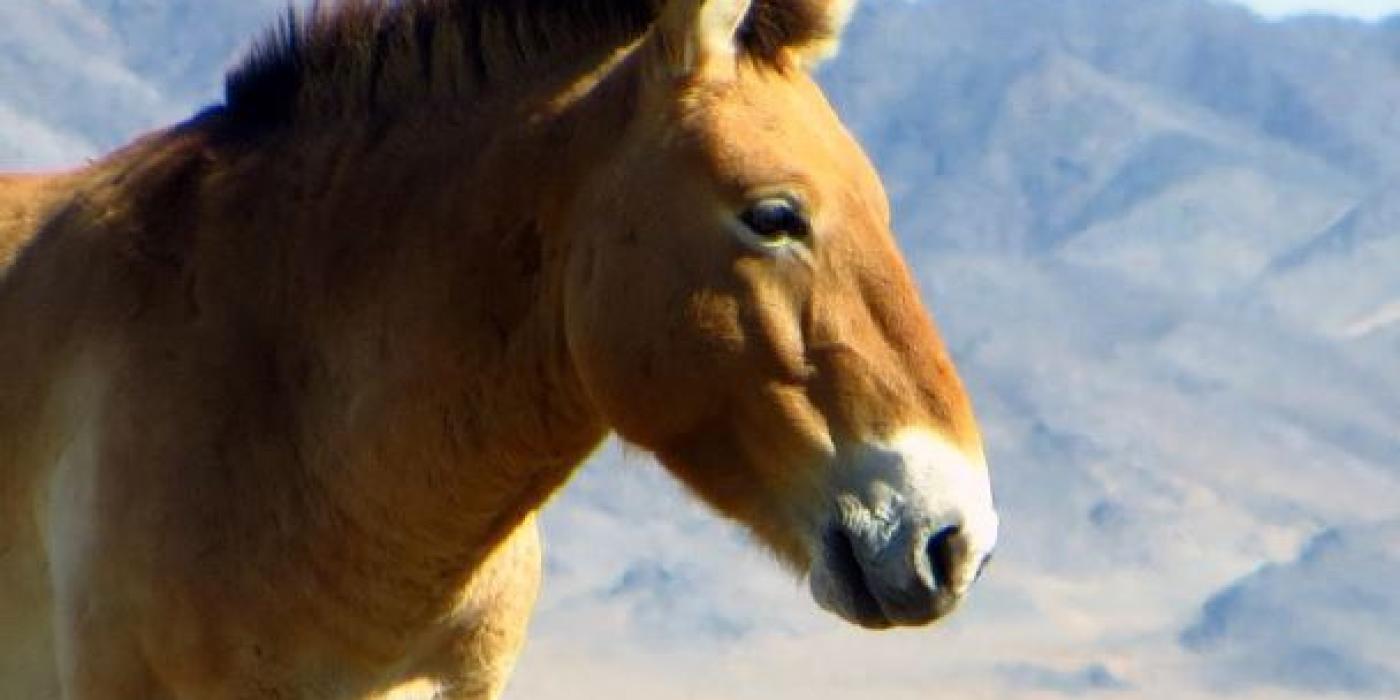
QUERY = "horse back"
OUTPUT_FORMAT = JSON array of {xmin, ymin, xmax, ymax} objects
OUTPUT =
[{"xmin": 0, "ymin": 172, "xmax": 87, "ymax": 270}]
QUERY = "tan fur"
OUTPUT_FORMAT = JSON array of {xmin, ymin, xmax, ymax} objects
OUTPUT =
[{"xmin": 0, "ymin": 0, "xmax": 986, "ymax": 697}]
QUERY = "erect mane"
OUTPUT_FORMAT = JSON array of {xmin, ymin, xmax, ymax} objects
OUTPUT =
[{"xmin": 223, "ymin": 0, "xmax": 845, "ymax": 133}]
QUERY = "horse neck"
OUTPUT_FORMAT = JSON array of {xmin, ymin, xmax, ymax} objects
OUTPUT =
[{"xmin": 192, "ymin": 49, "xmax": 637, "ymax": 603}]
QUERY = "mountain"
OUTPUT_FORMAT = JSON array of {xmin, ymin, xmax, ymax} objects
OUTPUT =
[{"xmin": 2, "ymin": 1, "xmax": 1397, "ymax": 697}]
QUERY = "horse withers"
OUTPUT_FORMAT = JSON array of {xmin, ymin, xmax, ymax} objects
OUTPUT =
[{"xmin": 0, "ymin": 0, "xmax": 998, "ymax": 697}]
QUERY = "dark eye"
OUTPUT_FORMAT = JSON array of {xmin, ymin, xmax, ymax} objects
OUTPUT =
[{"xmin": 738, "ymin": 197, "xmax": 810, "ymax": 245}]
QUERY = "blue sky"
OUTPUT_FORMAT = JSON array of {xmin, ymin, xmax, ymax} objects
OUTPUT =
[{"xmin": 1235, "ymin": 0, "xmax": 1400, "ymax": 18}]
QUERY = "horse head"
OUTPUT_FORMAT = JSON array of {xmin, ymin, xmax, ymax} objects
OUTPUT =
[{"xmin": 565, "ymin": 0, "xmax": 998, "ymax": 629}]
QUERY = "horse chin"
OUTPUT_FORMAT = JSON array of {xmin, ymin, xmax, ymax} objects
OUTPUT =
[
  {"xmin": 809, "ymin": 531, "xmax": 894, "ymax": 630},
  {"xmin": 808, "ymin": 527, "xmax": 963, "ymax": 630}
]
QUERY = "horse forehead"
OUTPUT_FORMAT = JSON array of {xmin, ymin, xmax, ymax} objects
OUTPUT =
[{"xmin": 697, "ymin": 69, "xmax": 866, "ymax": 176}]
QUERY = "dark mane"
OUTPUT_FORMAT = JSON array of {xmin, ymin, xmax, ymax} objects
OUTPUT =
[{"xmin": 223, "ymin": 0, "xmax": 838, "ymax": 133}]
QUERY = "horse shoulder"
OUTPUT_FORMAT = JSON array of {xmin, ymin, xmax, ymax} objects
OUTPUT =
[{"xmin": 0, "ymin": 161, "xmax": 179, "ymax": 697}]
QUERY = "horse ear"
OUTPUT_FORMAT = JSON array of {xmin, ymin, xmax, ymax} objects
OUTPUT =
[
  {"xmin": 782, "ymin": 0, "xmax": 859, "ymax": 68},
  {"xmin": 653, "ymin": 0, "xmax": 754, "ymax": 77}
]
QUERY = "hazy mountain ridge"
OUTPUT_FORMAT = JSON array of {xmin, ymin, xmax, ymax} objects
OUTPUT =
[
  {"xmin": 0, "ymin": 0, "xmax": 279, "ymax": 167},
  {"xmin": 1181, "ymin": 523, "xmax": 1400, "ymax": 694},
  {"xmin": 817, "ymin": 3, "xmax": 1400, "ymax": 695},
  {"xmin": 2, "ymin": 1, "xmax": 1397, "ymax": 697}
]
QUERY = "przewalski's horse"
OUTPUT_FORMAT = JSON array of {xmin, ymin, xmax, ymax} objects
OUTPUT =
[{"xmin": 0, "ymin": 0, "xmax": 998, "ymax": 697}]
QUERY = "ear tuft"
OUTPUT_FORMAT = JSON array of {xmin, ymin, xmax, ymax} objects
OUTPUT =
[
  {"xmin": 653, "ymin": 0, "xmax": 860, "ymax": 76},
  {"xmin": 742, "ymin": 0, "xmax": 858, "ymax": 69}
]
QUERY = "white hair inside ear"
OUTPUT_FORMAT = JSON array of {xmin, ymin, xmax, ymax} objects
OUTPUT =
[{"xmin": 655, "ymin": 0, "xmax": 754, "ymax": 77}]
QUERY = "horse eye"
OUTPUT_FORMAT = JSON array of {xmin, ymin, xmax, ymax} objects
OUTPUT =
[{"xmin": 738, "ymin": 198, "xmax": 810, "ymax": 244}]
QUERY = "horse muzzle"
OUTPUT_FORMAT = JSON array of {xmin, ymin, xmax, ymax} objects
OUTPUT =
[{"xmin": 807, "ymin": 429, "xmax": 999, "ymax": 629}]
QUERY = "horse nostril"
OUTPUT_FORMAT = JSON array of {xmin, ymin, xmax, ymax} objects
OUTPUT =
[{"xmin": 926, "ymin": 526, "xmax": 961, "ymax": 589}]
